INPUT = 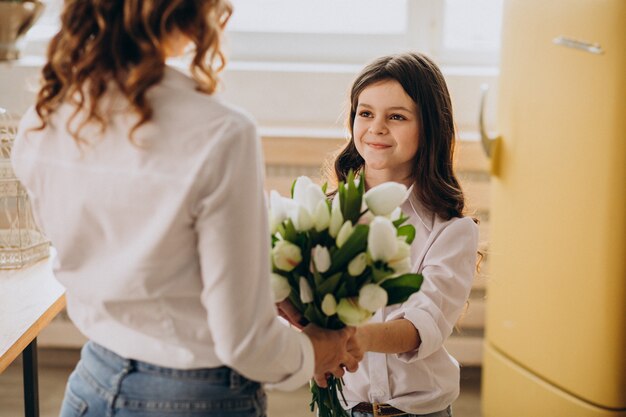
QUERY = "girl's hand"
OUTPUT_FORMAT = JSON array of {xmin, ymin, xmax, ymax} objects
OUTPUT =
[
  {"xmin": 276, "ymin": 299, "xmax": 308, "ymax": 330},
  {"xmin": 349, "ymin": 326, "xmax": 369, "ymax": 361}
]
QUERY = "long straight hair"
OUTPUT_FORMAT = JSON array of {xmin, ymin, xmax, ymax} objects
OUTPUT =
[
  {"xmin": 333, "ymin": 52, "xmax": 465, "ymax": 220},
  {"xmin": 34, "ymin": 0, "xmax": 232, "ymax": 144}
]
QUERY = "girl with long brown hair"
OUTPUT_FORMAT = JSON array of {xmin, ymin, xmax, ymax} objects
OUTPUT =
[
  {"xmin": 336, "ymin": 52, "xmax": 478, "ymax": 417},
  {"xmin": 278, "ymin": 52, "xmax": 478, "ymax": 416},
  {"xmin": 11, "ymin": 1, "xmax": 361, "ymax": 416}
]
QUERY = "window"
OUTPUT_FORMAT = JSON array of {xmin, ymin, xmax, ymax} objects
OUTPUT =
[
  {"xmin": 226, "ymin": 0, "xmax": 504, "ymax": 65},
  {"xmin": 25, "ymin": 0, "xmax": 503, "ymax": 66}
]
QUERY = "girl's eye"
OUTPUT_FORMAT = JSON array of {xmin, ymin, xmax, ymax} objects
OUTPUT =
[
  {"xmin": 390, "ymin": 114, "xmax": 406, "ymax": 121},
  {"xmin": 358, "ymin": 111, "xmax": 372, "ymax": 118}
]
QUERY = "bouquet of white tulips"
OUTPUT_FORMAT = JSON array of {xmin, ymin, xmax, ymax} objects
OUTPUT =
[{"xmin": 269, "ymin": 171, "xmax": 423, "ymax": 417}]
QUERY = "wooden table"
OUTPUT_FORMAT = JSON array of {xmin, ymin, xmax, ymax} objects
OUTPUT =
[{"xmin": 0, "ymin": 253, "xmax": 65, "ymax": 417}]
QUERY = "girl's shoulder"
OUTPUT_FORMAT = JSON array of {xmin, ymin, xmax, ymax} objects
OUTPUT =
[{"xmin": 433, "ymin": 215, "xmax": 479, "ymax": 249}]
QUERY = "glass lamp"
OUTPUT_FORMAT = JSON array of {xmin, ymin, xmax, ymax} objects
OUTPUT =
[{"xmin": 0, "ymin": 107, "xmax": 50, "ymax": 268}]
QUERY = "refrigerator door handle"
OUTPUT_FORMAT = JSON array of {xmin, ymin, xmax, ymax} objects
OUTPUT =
[
  {"xmin": 479, "ymin": 84, "xmax": 501, "ymax": 175},
  {"xmin": 552, "ymin": 36, "xmax": 604, "ymax": 55}
]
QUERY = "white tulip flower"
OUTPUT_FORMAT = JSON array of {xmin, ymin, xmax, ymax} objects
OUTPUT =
[
  {"xmin": 393, "ymin": 240, "xmax": 411, "ymax": 261},
  {"xmin": 358, "ymin": 284, "xmax": 388, "ymax": 312},
  {"xmin": 321, "ymin": 293, "xmax": 337, "ymax": 316},
  {"xmin": 312, "ymin": 245, "xmax": 331, "ymax": 273},
  {"xmin": 389, "ymin": 207, "xmax": 402, "ymax": 221},
  {"xmin": 292, "ymin": 176, "xmax": 314, "ymax": 205},
  {"xmin": 336, "ymin": 298, "xmax": 372, "ymax": 326},
  {"xmin": 364, "ymin": 182, "xmax": 408, "ymax": 216},
  {"xmin": 313, "ymin": 200, "xmax": 330, "ymax": 232},
  {"xmin": 269, "ymin": 191, "xmax": 295, "ymax": 234},
  {"xmin": 304, "ymin": 183, "xmax": 326, "ymax": 215},
  {"xmin": 368, "ymin": 217, "xmax": 398, "ymax": 262},
  {"xmin": 388, "ymin": 257, "xmax": 412, "ymax": 275},
  {"xmin": 270, "ymin": 273, "xmax": 291, "ymax": 302},
  {"xmin": 299, "ymin": 277, "xmax": 314, "ymax": 304},
  {"xmin": 329, "ymin": 195, "xmax": 343, "ymax": 237},
  {"xmin": 288, "ymin": 204, "xmax": 313, "ymax": 231},
  {"xmin": 336, "ymin": 220, "xmax": 354, "ymax": 248},
  {"xmin": 348, "ymin": 252, "xmax": 368, "ymax": 276},
  {"xmin": 272, "ymin": 240, "xmax": 302, "ymax": 272},
  {"xmin": 386, "ymin": 239, "xmax": 412, "ymax": 275}
]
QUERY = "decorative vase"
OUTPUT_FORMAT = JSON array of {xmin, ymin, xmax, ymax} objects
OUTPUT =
[
  {"xmin": 0, "ymin": 107, "xmax": 50, "ymax": 268},
  {"xmin": 0, "ymin": 1, "xmax": 45, "ymax": 61}
]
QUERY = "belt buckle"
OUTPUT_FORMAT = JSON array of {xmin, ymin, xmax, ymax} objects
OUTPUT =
[{"xmin": 373, "ymin": 403, "xmax": 406, "ymax": 417}]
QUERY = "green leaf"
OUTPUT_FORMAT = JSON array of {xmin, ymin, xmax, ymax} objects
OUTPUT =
[
  {"xmin": 342, "ymin": 170, "xmax": 363, "ymax": 223},
  {"xmin": 397, "ymin": 224, "xmax": 416, "ymax": 244},
  {"xmin": 380, "ymin": 273, "xmax": 424, "ymax": 305},
  {"xmin": 288, "ymin": 290, "xmax": 304, "ymax": 313},
  {"xmin": 290, "ymin": 178, "xmax": 297, "ymax": 198},
  {"xmin": 304, "ymin": 303, "xmax": 326, "ymax": 327},
  {"xmin": 282, "ymin": 219, "xmax": 298, "ymax": 242},
  {"xmin": 313, "ymin": 268, "xmax": 324, "ymax": 287},
  {"xmin": 335, "ymin": 282, "xmax": 349, "ymax": 299},
  {"xmin": 317, "ymin": 272, "xmax": 342, "ymax": 295},
  {"xmin": 321, "ymin": 182, "xmax": 328, "ymax": 194},
  {"xmin": 393, "ymin": 213, "xmax": 410, "ymax": 227},
  {"xmin": 371, "ymin": 264, "xmax": 394, "ymax": 283},
  {"xmin": 328, "ymin": 224, "xmax": 369, "ymax": 275}
]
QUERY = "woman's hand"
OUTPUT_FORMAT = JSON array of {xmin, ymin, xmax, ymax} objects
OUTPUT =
[
  {"xmin": 276, "ymin": 299, "xmax": 308, "ymax": 330},
  {"xmin": 303, "ymin": 324, "xmax": 363, "ymax": 387}
]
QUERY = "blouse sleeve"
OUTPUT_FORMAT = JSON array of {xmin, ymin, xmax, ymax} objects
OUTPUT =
[
  {"xmin": 386, "ymin": 216, "xmax": 479, "ymax": 362},
  {"xmin": 191, "ymin": 116, "xmax": 313, "ymax": 390}
]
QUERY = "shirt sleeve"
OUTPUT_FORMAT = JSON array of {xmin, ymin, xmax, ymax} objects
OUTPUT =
[
  {"xmin": 191, "ymin": 116, "xmax": 313, "ymax": 390},
  {"xmin": 386, "ymin": 216, "xmax": 479, "ymax": 362}
]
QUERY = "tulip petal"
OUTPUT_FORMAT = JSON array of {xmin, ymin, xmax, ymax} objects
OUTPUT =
[
  {"xmin": 299, "ymin": 277, "xmax": 314, "ymax": 304},
  {"xmin": 321, "ymin": 293, "xmax": 337, "ymax": 316},
  {"xmin": 293, "ymin": 176, "xmax": 314, "ymax": 205},
  {"xmin": 312, "ymin": 245, "xmax": 331, "ymax": 273},
  {"xmin": 336, "ymin": 220, "xmax": 354, "ymax": 248},
  {"xmin": 336, "ymin": 298, "xmax": 372, "ymax": 326},
  {"xmin": 348, "ymin": 252, "xmax": 368, "ymax": 276},
  {"xmin": 313, "ymin": 200, "xmax": 330, "ymax": 231},
  {"xmin": 271, "ymin": 240, "xmax": 302, "ymax": 272},
  {"xmin": 358, "ymin": 284, "xmax": 388, "ymax": 312},
  {"xmin": 329, "ymin": 200, "xmax": 344, "ymax": 238},
  {"xmin": 368, "ymin": 216, "xmax": 398, "ymax": 262},
  {"xmin": 270, "ymin": 273, "xmax": 291, "ymax": 302},
  {"xmin": 305, "ymin": 183, "xmax": 326, "ymax": 215},
  {"xmin": 364, "ymin": 182, "xmax": 409, "ymax": 216}
]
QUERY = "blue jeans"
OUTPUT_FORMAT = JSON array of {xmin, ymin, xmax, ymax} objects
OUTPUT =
[
  {"xmin": 351, "ymin": 405, "xmax": 452, "ymax": 417},
  {"xmin": 59, "ymin": 341, "xmax": 266, "ymax": 417}
]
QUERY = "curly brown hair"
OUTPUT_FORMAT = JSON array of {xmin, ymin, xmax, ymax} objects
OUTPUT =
[
  {"xmin": 332, "ymin": 52, "xmax": 465, "ymax": 220},
  {"xmin": 34, "ymin": 0, "xmax": 232, "ymax": 144}
]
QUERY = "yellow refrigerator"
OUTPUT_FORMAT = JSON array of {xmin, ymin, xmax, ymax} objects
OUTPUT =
[{"xmin": 481, "ymin": 0, "xmax": 626, "ymax": 416}]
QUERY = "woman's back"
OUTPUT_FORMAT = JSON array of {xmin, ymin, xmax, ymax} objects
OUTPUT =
[{"xmin": 12, "ymin": 66, "xmax": 269, "ymax": 370}]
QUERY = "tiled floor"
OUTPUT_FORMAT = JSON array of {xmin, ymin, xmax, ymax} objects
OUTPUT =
[{"xmin": 1, "ymin": 349, "xmax": 482, "ymax": 417}]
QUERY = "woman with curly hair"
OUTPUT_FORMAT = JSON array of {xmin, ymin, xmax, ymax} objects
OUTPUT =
[{"xmin": 11, "ymin": 1, "xmax": 361, "ymax": 416}]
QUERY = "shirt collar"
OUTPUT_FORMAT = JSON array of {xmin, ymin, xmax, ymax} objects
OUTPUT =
[{"xmin": 403, "ymin": 184, "xmax": 434, "ymax": 232}]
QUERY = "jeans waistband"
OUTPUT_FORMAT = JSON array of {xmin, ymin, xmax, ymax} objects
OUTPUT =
[{"xmin": 85, "ymin": 341, "xmax": 244, "ymax": 385}]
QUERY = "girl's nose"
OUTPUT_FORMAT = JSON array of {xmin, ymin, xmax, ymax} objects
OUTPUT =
[{"xmin": 368, "ymin": 118, "xmax": 388, "ymax": 135}]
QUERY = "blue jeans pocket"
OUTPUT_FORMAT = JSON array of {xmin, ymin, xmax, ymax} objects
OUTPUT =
[{"xmin": 59, "ymin": 385, "xmax": 89, "ymax": 417}]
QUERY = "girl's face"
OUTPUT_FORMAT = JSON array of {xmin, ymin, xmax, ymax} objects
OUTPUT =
[{"xmin": 353, "ymin": 79, "xmax": 420, "ymax": 183}]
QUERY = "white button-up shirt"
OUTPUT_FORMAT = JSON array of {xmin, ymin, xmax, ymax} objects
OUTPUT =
[
  {"xmin": 342, "ymin": 191, "xmax": 479, "ymax": 414},
  {"xmin": 11, "ymin": 66, "xmax": 313, "ymax": 390}
]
